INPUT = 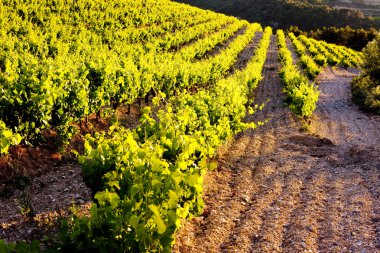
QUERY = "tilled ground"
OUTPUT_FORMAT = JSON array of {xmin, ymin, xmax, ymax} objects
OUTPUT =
[
  {"xmin": 0, "ymin": 164, "xmax": 91, "ymax": 242},
  {"xmin": 174, "ymin": 36, "xmax": 380, "ymax": 253}
]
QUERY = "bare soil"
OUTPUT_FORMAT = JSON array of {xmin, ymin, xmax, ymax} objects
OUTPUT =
[
  {"xmin": 286, "ymin": 38, "xmax": 299, "ymax": 65},
  {"xmin": 0, "ymin": 163, "xmax": 91, "ymax": 242},
  {"xmin": 174, "ymin": 36, "xmax": 380, "ymax": 253},
  {"xmin": 229, "ymin": 32, "xmax": 263, "ymax": 74}
]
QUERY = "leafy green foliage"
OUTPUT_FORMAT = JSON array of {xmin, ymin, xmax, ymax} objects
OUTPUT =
[
  {"xmin": 0, "ymin": 121, "xmax": 22, "ymax": 154},
  {"xmin": 288, "ymin": 32, "xmax": 362, "ymax": 73},
  {"xmin": 0, "ymin": 0, "xmax": 257, "ymax": 152},
  {"xmin": 361, "ymin": 36, "xmax": 380, "ymax": 81},
  {"xmin": 352, "ymin": 35, "xmax": 380, "ymax": 113},
  {"xmin": 288, "ymin": 33, "xmax": 321, "ymax": 79},
  {"xmin": 316, "ymin": 39, "xmax": 363, "ymax": 68},
  {"xmin": 0, "ymin": 239, "xmax": 40, "ymax": 253},
  {"xmin": 299, "ymin": 35, "xmax": 363, "ymax": 68},
  {"xmin": 277, "ymin": 30, "xmax": 319, "ymax": 118},
  {"xmin": 298, "ymin": 35, "xmax": 328, "ymax": 66},
  {"xmin": 57, "ymin": 27, "xmax": 272, "ymax": 252}
]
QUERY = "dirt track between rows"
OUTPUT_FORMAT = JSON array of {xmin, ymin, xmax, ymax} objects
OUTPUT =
[{"xmin": 174, "ymin": 35, "xmax": 380, "ymax": 253}]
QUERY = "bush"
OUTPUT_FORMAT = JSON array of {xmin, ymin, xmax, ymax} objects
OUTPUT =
[
  {"xmin": 0, "ymin": 240, "xmax": 40, "ymax": 253},
  {"xmin": 352, "ymin": 76, "xmax": 380, "ymax": 113},
  {"xmin": 351, "ymin": 35, "xmax": 380, "ymax": 114},
  {"xmin": 362, "ymin": 37, "xmax": 380, "ymax": 80}
]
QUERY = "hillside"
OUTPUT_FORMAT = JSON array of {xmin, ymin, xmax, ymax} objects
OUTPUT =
[
  {"xmin": 174, "ymin": 0, "xmax": 376, "ymax": 30},
  {"xmin": 0, "ymin": 0, "xmax": 378, "ymax": 252},
  {"xmin": 330, "ymin": 0, "xmax": 380, "ymax": 26}
]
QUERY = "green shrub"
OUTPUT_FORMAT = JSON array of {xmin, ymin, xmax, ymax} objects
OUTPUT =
[
  {"xmin": 352, "ymin": 76, "xmax": 380, "ymax": 113},
  {"xmin": 0, "ymin": 239, "xmax": 40, "ymax": 253},
  {"xmin": 0, "ymin": 121, "xmax": 22, "ymax": 155},
  {"xmin": 362, "ymin": 37, "xmax": 380, "ymax": 81},
  {"xmin": 351, "ymin": 35, "xmax": 380, "ymax": 114}
]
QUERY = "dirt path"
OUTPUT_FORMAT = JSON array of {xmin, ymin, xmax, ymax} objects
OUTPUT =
[
  {"xmin": 174, "ymin": 36, "xmax": 380, "ymax": 252},
  {"xmin": 312, "ymin": 67, "xmax": 380, "ymax": 147}
]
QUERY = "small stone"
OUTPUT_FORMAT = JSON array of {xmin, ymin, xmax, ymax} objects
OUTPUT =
[{"xmin": 240, "ymin": 195, "xmax": 250, "ymax": 203}]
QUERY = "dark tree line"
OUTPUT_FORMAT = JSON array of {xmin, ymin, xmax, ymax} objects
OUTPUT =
[{"xmin": 174, "ymin": 0, "xmax": 376, "ymax": 31}]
